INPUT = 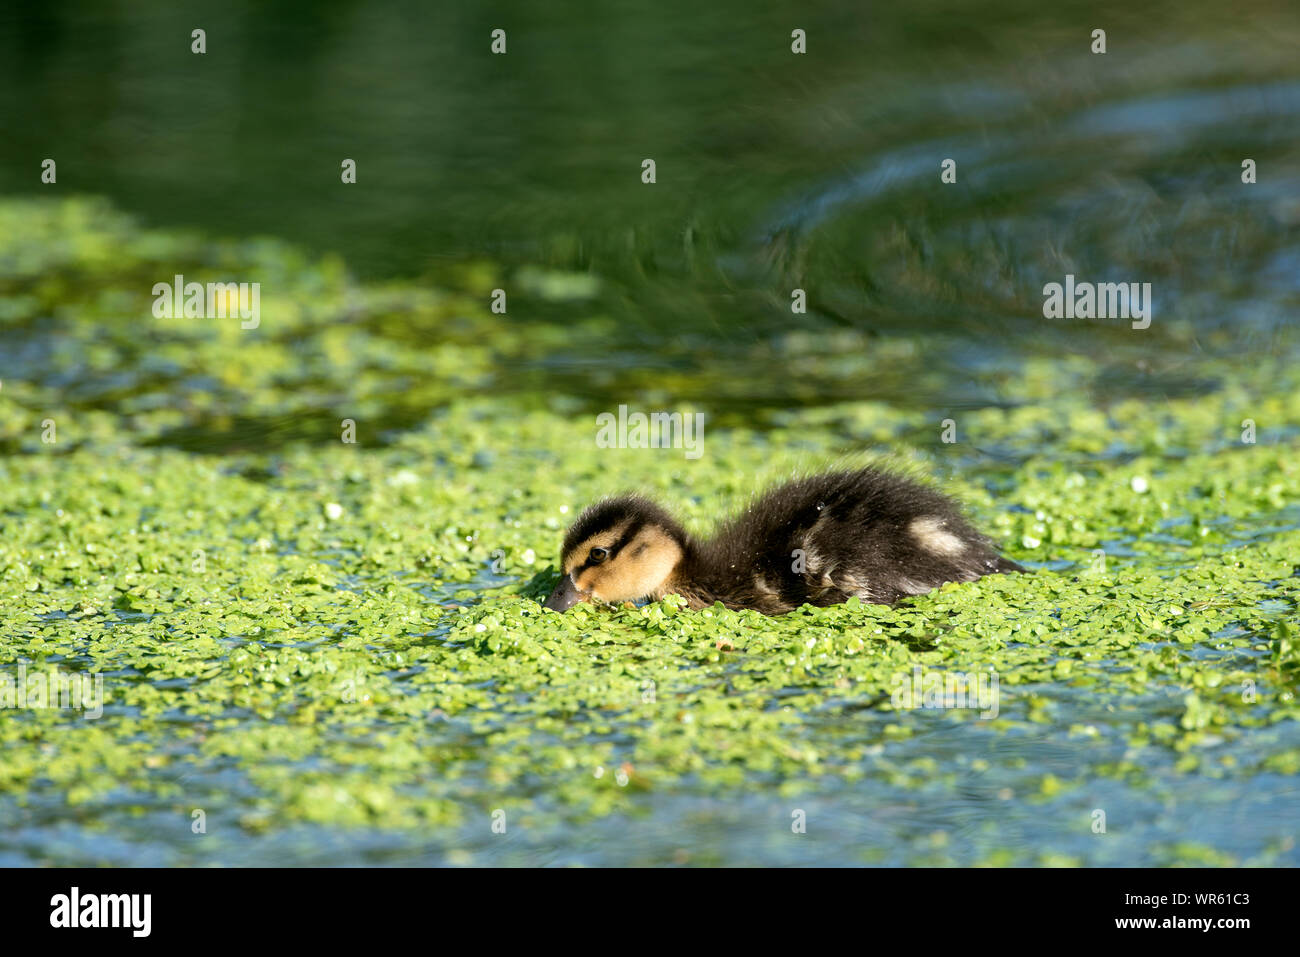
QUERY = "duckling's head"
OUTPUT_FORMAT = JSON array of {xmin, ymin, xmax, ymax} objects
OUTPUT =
[{"xmin": 544, "ymin": 495, "xmax": 689, "ymax": 611}]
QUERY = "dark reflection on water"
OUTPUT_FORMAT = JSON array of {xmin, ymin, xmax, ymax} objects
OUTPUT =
[
  {"xmin": 3, "ymin": 2, "xmax": 1297, "ymax": 365},
  {"xmin": 2, "ymin": 2, "xmax": 1297, "ymax": 436}
]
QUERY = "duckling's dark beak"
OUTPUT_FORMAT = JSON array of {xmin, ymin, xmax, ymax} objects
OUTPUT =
[{"xmin": 543, "ymin": 574, "xmax": 585, "ymax": 612}]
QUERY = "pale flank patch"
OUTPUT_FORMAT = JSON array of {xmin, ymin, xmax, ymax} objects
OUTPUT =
[
  {"xmin": 909, "ymin": 516, "xmax": 966, "ymax": 558},
  {"xmin": 835, "ymin": 567, "xmax": 872, "ymax": 599},
  {"xmin": 800, "ymin": 542, "xmax": 826, "ymax": 577}
]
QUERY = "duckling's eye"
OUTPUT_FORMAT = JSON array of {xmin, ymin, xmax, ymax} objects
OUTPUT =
[{"xmin": 588, "ymin": 547, "xmax": 609, "ymax": 564}]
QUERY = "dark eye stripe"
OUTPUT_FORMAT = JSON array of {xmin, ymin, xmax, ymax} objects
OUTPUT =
[
  {"xmin": 578, "ymin": 520, "xmax": 644, "ymax": 571},
  {"xmin": 608, "ymin": 520, "xmax": 644, "ymax": 559}
]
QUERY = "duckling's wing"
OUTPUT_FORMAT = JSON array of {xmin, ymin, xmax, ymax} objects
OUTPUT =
[{"xmin": 697, "ymin": 467, "xmax": 1022, "ymax": 611}]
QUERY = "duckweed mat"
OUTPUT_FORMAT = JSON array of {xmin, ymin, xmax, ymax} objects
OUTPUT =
[{"xmin": 1, "ymin": 198, "xmax": 1297, "ymax": 865}]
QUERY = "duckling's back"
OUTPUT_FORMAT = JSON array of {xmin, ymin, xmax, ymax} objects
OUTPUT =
[{"xmin": 696, "ymin": 468, "xmax": 1022, "ymax": 613}]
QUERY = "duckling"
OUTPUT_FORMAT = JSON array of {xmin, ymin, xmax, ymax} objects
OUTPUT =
[{"xmin": 543, "ymin": 467, "xmax": 1024, "ymax": 615}]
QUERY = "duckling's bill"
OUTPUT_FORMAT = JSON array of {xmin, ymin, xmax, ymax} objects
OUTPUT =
[{"xmin": 544, "ymin": 574, "xmax": 586, "ymax": 611}]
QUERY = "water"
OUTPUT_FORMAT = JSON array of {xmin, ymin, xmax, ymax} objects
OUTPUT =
[
  {"xmin": 4, "ymin": 2, "xmax": 1297, "ymax": 399},
  {"xmin": 2, "ymin": 1, "xmax": 1298, "ymax": 866}
]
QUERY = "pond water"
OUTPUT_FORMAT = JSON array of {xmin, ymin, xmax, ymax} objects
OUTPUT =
[
  {"xmin": 1, "ymin": 1, "xmax": 1298, "ymax": 866},
  {"xmin": 5, "ymin": 1, "xmax": 1298, "ymax": 421}
]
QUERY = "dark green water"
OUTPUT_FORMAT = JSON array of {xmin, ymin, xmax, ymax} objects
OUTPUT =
[{"xmin": 4, "ymin": 0, "xmax": 1298, "ymax": 423}]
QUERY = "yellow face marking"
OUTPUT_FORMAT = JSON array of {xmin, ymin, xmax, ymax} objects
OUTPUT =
[
  {"xmin": 563, "ymin": 520, "xmax": 633, "ymax": 577},
  {"xmin": 567, "ymin": 525, "xmax": 682, "ymax": 603}
]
